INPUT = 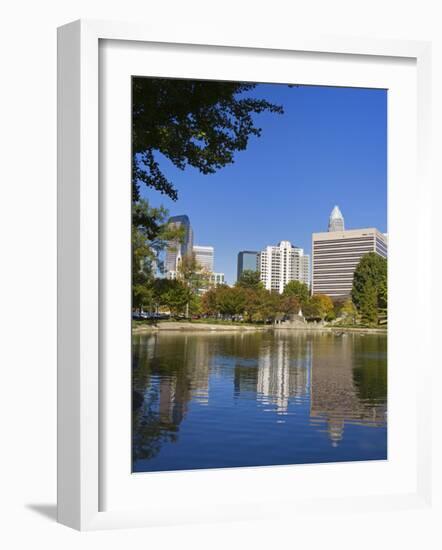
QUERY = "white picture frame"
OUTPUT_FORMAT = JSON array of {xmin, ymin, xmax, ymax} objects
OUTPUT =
[{"xmin": 57, "ymin": 19, "xmax": 433, "ymax": 531}]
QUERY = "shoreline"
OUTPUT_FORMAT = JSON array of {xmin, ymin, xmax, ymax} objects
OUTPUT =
[
  {"xmin": 132, "ymin": 321, "xmax": 270, "ymax": 334},
  {"xmin": 132, "ymin": 321, "xmax": 387, "ymax": 335}
]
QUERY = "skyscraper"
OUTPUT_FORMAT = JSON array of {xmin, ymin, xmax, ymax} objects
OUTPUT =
[
  {"xmin": 193, "ymin": 245, "xmax": 214, "ymax": 272},
  {"xmin": 165, "ymin": 215, "xmax": 194, "ymax": 273},
  {"xmin": 328, "ymin": 205, "xmax": 345, "ymax": 232},
  {"xmin": 259, "ymin": 241, "xmax": 310, "ymax": 294},
  {"xmin": 312, "ymin": 207, "xmax": 387, "ymax": 299},
  {"xmin": 237, "ymin": 251, "xmax": 259, "ymax": 281}
]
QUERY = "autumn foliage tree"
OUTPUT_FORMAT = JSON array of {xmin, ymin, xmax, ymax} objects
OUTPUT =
[
  {"xmin": 304, "ymin": 294, "xmax": 334, "ymax": 321},
  {"xmin": 340, "ymin": 298, "xmax": 359, "ymax": 325},
  {"xmin": 283, "ymin": 280, "xmax": 310, "ymax": 308}
]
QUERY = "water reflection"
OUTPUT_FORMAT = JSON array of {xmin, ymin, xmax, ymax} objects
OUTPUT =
[
  {"xmin": 133, "ymin": 331, "xmax": 387, "ymax": 471},
  {"xmin": 255, "ymin": 334, "xmax": 311, "ymax": 414},
  {"xmin": 309, "ymin": 334, "xmax": 387, "ymax": 446}
]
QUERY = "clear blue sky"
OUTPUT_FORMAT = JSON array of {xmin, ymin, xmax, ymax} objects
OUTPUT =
[{"xmin": 141, "ymin": 83, "xmax": 387, "ymax": 285}]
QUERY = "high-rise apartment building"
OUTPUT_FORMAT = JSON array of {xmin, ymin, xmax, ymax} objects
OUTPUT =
[
  {"xmin": 259, "ymin": 241, "xmax": 310, "ymax": 294},
  {"xmin": 312, "ymin": 207, "xmax": 387, "ymax": 299},
  {"xmin": 193, "ymin": 245, "xmax": 214, "ymax": 272},
  {"xmin": 237, "ymin": 251, "xmax": 259, "ymax": 281},
  {"xmin": 165, "ymin": 215, "xmax": 194, "ymax": 273}
]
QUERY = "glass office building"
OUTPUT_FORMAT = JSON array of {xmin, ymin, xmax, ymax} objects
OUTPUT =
[
  {"xmin": 165, "ymin": 215, "xmax": 194, "ymax": 273},
  {"xmin": 237, "ymin": 251, "xmax": 259, "ymax": 281}
]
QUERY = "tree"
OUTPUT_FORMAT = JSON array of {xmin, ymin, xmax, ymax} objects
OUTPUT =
[
  {"xmin": 352, "ymin": 252, "xmax": 387, "ymax": 326},
  {"xmin": 358, "ymin": 278, "xmax": 378, "ymax": 326},
  {"xmin": 151, "ymin": 278, "xmax": 174, "ymax": 312},
  {"xmin": 133, "ymin": 284, "xmax": 154, "ymax": 315},
  {"xmin": 283, "ymin": 280, "xmax": 310, "ymax": 308},
  {"xmin": 305, "ymin": 294, "xmax": 334, "ymax": 321},
  {"xmin": 189, "ymin": 294, "xmax": 203, "ymax": 317},
  {"xmin": 378, "ymin": 273, "xmax": 388, "ymax": 325},
  {"xmin": 132, "ymin": 78, "xmax": 283, "ymax": 202},
  {"xmin": 236, "ymin": 269, "xmax": 263, "ymax": 290},
  {"xmin": 216, "ymin": 286, "xmax": 247, "ymax": 318},
  {"xmin": 132, "ymin": 199, "xmax": 183, "ymax": 312},
  {"xmin": 254, "ymin": 290, "xmax": 282, "ymax": 323},
  {"xmin": 201, "ymin": 288, "xmax": 219, "ymax": 317},
  {"xmin": 177, "ymin": 253, "xmax": 208, "ymax": 292},
  {"xmin": 161, "ymin": 280, "xmax": 190, "ymax": 317},
  {"xmin": 176, "ymin": 252, "xmax": 209, "ymax": 317},
  {"xmin": 241, "ymin": 287, "xmax": 264, "ymax": 323},
  {"xmin": 340, "ymin": 298, "xmax": 359, "ymax": 325},
  {"xmin": 279, "ymin": 294, "xmax": 301, "ymax": 317},
  {"xmin": 132, "ymin": 225, "xmax": 154, "ymax": 313}
]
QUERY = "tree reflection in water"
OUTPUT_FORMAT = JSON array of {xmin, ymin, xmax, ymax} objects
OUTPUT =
[{"xmin": 309, "ymin": 333, "xmax": 387, "ymax": 446}]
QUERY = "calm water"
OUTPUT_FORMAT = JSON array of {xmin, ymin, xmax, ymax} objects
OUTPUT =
[{"xmin": 132, "ymin": 330, "xmax": 387, "ymax": 472}]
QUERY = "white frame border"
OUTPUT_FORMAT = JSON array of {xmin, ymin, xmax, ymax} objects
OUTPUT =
[{"xmin": 57, "ymin": 19, "xmax": 432, "ymax": 531}]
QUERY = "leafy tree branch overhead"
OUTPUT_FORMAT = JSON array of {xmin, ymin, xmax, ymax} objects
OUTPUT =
[{"xmin": 132, "ymin": 78, "xmax": 284, "ymax": 202}]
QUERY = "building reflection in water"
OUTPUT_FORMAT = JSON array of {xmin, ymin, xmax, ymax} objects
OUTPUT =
[
  {"xmin": 132, "ymin": 331, "xmax": 387, "ymax": 467},
  {"xmin": 309, "ymin": 333, "xmax": 387, "ymax": 446},
  {"xmin": 132, "ymin": 332, "xmax": 212, "ymax": 463},
  {"xmin": 255, "ymin": 333, "xmax": 311, "ymax": 415},
  {"xmin": 234, "ymin": 331, "xmax": 387, "ymax": 444}
]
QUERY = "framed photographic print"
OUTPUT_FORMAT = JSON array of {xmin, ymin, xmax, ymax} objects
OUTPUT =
[
  {"xmin": 130, "ymin": 78, "xmax": 389, "ymax": 473},
  {"xmin": 57, "ymin": 20, "xmax": 433, "ymax": 530}
]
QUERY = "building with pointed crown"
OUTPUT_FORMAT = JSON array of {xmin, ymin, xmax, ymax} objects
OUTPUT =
[
  {"xmin": 328, "ymin": 205, "xmax": 345, "ymax": 232},
  {"xmin": 312, "ymin": 206, "xmax": 387, "ymax": 299}
]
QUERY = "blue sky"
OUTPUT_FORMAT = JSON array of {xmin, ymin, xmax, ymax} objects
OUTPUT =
[{"xmin": 140, "ymin": 83, "xmax": 387, "ymax": 285}]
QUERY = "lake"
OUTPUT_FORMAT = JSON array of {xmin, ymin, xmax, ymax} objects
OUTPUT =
[{"xmin": 132, "ymin": 330, "xmax": 387, "ymax": 472}]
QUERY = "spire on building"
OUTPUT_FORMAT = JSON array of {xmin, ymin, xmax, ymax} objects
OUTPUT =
[{"xmin": 328, "ymin": 205, "xmax": 345, "ymax": 232}]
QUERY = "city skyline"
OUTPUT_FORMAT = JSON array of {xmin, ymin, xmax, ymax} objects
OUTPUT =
[
  {"xmin": 164, "ymin": 204, "xmax": 385, "ymax": 291},
  {"xmin": 142, "ymin": 83, "xmax": 387, "ymax": 284}
]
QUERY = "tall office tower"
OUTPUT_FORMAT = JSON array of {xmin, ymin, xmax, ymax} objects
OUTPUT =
[
  {"xmin": 165, "ymin": 215, "xmax": 194, "ymax": 273},
  {"xmin": 312, "ymin": 227, "xmax": 388, "ymax": 299},
  {"xmin": 237, "ymin": 251, "xmax": 259, "ymax": 281},
  {"xmin": 259, "ymin": 241, "xmax": 310, "ymax": 294},
  {"xmin": 328, "ymin": 205, "xmax": 345, "ymax": 232},
  {"xmin": 193, "ymin": 245, "xmax": 214, "ymax": 272}
]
